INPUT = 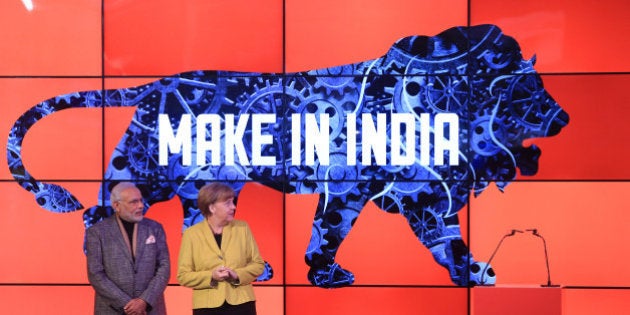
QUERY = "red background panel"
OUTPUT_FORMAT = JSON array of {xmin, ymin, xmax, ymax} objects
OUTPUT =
[
  {"xmin": 471, "ymin": 0, "xmax": 630, "ymax": 73},
  {"xmin": 0, "ymin": 286, "xmax": 94, "ymax": 315},
  {"xmin": 286, "ymin": 287, "xmax": 468, "ymax": 315},
  {"xmin": 0, "ymin": 181, "xmax": 283, "ymax": 286},
  {"xmin": 524, "ymin": 75, "xmax": 630, "ymax": 179},
  {"xmin": 285, "ymin": 0, "xmax": 468, "ymax": 71},
  {"xmin": 0, "ymin": 182, "xmax": 98, "ymax": 283},
  {"xmin": 562, "ymin": 289, "xmax": 630, "ymax": 315},
  {"xmin": 0, "ymin": 78, "xmax": 103, "ymax": 180},
  {"xmin": 20, "ymin": 107, "xmax": 104, "ymax": 180},
  {"xmin": 0, "ymin": 285, "xmax": 283, "ymax": 315},
  {"xmin": 0, "ymin": 0, "xmax": 101, "ymax": 76},
  {"xmin": 286, "ymin": 191, "xmax": 469, "ymax": 286},
  {"xmin": 232, "ymin": 183, "xmax": 285, "ymax": 285},
  {"xmin": 104, "ymin": 0, "xmax": 284, "ymax": 75},
  {"xmin": 253, "ymin": 286, "xmax": 284, "ymax": 315},
  {"xmin": 470, "ymin": 182, "xmax": 630, "ymax": 287},
  {"xmin": 335, "ymin": 201, "xmax": 455, "ymax": 285},
  {"xmin": 1, "ymin": 0, "xmax": 629, "ymax": 314}
]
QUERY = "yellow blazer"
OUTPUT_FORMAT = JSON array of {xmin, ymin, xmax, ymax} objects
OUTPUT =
[{"xmin": 177, "ymin": 219, "xmax": 265, "ymax": 309}]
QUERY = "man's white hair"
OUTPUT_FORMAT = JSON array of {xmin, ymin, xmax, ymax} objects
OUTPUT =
[{"xmin": 110, "ymin": 182, "xmax": 139, "ymax": 205}]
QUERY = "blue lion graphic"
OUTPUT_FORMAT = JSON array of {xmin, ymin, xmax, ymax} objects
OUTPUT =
[{"xmin": 7, "ymin": 24, "xmax": 568, "ymax": 287}]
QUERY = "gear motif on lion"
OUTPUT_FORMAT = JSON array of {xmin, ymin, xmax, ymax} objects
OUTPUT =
[{"xmin": 7, "ymin": 24, "xmax": 569, "ymax": 287}]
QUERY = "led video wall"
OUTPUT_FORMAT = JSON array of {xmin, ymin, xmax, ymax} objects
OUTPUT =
[{"xmin": 1, "ymin": 0, "xmax": 629, "ymax": 314}]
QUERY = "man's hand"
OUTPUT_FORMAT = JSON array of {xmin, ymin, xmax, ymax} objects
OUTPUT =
[{"xmin": 123, "ymin": 298, "xmax": 147, "ymax": 315}]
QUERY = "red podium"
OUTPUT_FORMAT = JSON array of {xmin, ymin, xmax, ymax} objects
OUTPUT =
[{"xmin": 472, "ymin": 285, "xmax": 562, "ymax": 315}]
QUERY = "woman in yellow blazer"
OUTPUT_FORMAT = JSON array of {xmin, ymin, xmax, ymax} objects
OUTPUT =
[{"xmin": 177, "ymin": 183, "xmax": 265, "ymax": 315}]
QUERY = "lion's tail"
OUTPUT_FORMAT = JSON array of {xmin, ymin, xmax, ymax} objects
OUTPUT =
[{"xmin": 7, "ymin": 89, "xmax": 130, "ymax": 213}]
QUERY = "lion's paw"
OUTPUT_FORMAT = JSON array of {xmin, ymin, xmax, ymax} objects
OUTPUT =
[
  {"xmin": 308, "ymin": 263, "xmax": 355, "ymax": 288},
  {"xmin": 470, "ymin": 261, "xmax": 496, "ymax": 286}
]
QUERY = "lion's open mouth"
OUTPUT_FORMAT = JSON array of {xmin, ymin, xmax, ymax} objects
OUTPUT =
[
  {"xmin": 547, "ymin": 109, "xmax": 570, "ymax": 137},
  {"xmin": 514, "ymin": 144, "xmax": 541, "ymax": 176}
]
